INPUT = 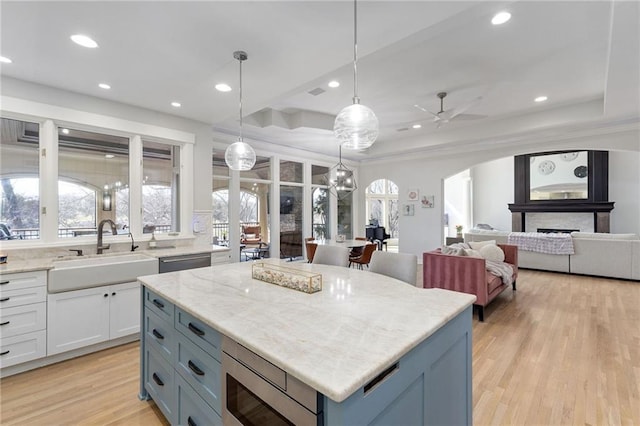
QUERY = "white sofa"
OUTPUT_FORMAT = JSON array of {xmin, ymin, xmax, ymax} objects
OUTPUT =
[
  {"xmin": 463, "ymin": 230, "xmax": 640, "ymax": 280},
  {"xmin": 570, "ymin": 232, "xmax": 640, "ymax": 280}
]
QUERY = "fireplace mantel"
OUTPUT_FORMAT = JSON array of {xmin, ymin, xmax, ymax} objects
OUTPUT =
[{"xmin": 508, "ymin": 202, "xmax": 615, "ymax": 233}]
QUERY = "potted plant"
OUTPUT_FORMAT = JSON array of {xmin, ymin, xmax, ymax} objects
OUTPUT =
[{"xmin": 455, "ymin": 225, "xmax": 464, "ymax": 238}]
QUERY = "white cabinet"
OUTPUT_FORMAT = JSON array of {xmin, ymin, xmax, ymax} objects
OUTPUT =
[
  {"xmin": 1, "ymin": 270, "xmax": 47, "ymax": 369},
  {"xmin": 211, "ymin": 251, "xmax": 231, "ymax": 265},
  {"xmin": 109, "ymin": 282, "xmax": 141, "ymax": 338},
  {"xmin": 47, "ymin": 281, "xmax": 140, "ymax": 355}
]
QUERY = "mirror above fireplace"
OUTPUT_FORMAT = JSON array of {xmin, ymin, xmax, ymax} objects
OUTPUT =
[{"xmin": 529, "ymin": 150, "xmax": 589, "ymax": 200}]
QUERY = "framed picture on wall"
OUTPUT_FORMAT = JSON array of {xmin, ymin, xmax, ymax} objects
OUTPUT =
[
  {"xmin": 421, "ymin": 195, "xmax": 434, "ymax": 208},
  {"xmin": 403, "ymin": 204, "xmax": 415, "ymax": 216},
  {"xmin": 407, "ymin": 188, "xmax": 419, "ymax": 201}
]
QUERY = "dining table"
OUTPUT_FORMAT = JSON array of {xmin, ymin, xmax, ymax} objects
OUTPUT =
[{"xmin": 311, "ymin": 239, "xmax": 369, "ymax": 248}]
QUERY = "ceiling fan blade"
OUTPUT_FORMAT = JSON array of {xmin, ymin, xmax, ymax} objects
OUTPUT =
[
  {"xmin": 449, "ymin": 96, "xmax": 483, "ymax": 120},
  {"xmin": 414, "ymin": 104, "xmax": 440, "ymax": 119},
  {"xmin": 450, "ymin": 113, "xmax": 487, "ymax": 121}
]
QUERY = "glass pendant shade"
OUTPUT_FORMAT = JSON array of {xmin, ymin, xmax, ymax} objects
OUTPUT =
[
  {"xmin": 225, "ymin": 139, "xmax": 256, "ymax": 171},
  {"xmin": 334, "ymin": 103, "xmax": 379, "ymax": 150}
]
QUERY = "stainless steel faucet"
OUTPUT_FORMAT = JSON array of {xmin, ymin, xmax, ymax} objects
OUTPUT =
[{"xmin": 97, "ymin": 219, "xmax": 118, "ymax": 254}]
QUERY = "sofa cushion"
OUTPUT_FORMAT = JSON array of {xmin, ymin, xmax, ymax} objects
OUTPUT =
[
  {"xmin": 479, "ymin": 244, "xmax": 505, "ymax": 262},
  {"xmin": 571, "ymin": 232, "xmax": 639, "ymax": 240},
  {"xmin": 486, "ymin": 272, "xmax": 504, "ymax": 295},
  {"xmin": 441, "ymin": 246, "xmax": 466, "ymax": 256},
  {"xmin": 469, "ymin": 240, "xmax": 496, "ymax": 249}
]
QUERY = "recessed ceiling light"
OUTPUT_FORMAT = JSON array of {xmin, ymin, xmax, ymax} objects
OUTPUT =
[
  {"xmin": 105, "ymin": 154, "xmax": 115, "ymax": 159},
  {"xmin": 412, "ymin": 124, "xmax": 422, "ymax": 129},
  {"xmin": 171, "ymin": 101, "xmax": 181, "ymax": 108},
  {"xmin": 98, "ymin": 83, "xmax": 111, "ymax": 90},
  {"xmin": 491, "ymin": 11, "xmax": 511, "ymax": 25},
  {"xmin": 215, "ymin": 83, "xmax": 232, "ymax": 92},
  {"xmin": 70, "ymin": 34, "xmax": 99, "ymax": 48},
  {"xmin": 0, "ymin": 56, "xmax": 12, "ymax": 64},
  {"xmin": 61, "ymin": 128, "xmax": 70, "ymax": 134},
  {"xmin": 328, "ymin": 81, "xmax": 340, "ymax": 88},
  {"xmin": 534, "ymin": 96, "xmax": 548, "ymax": 102}
]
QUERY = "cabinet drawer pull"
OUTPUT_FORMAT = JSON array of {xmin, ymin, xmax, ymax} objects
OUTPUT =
[
  {"xmin": 152, "ymin": 299, "xmax": 165, "ymax": 309},
  {"xmin": 188, "ymin": 360, "xmax": 205, "ymax": 376},
  {"xmin": 187, "ymin": 416, "xmax": 197, "ymax": 426},
  {"xmin": 0, "ymin": 281, "xmax": 9, "ymax": 285},
  {"xmin": 0, "ymin": 321, "xmax": 9, "ymax": 326},
  {"xmin": 152, "ymin": 372, "xmax": 164, "ymax": 387},
  {"xmin": 0, "ymin": 350, "xmax": 9, "ymax": 356},
  {"xmin": 104, "ymin": 294, "xmax": 108, "ymax": 298},
  {"xmin": 152, "ymin": 329, "xmax": 164, "ymax": 340},
  {"xmin": 187, "ymin": 322, "xmax": 204, "ymax": 337},
  {"xmin": 0, "ymin": 297, "xmax": 9, "ymax": 302}
]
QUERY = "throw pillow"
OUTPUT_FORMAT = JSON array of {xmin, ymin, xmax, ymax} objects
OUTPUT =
[
  {"xmin": 468, "ymin": 240, "xmax": 496, "ymax": 249},
  {"xmin": 441, "ymin": 246, "xmax": 467, "ymax": 256},
  {"xmin": 464, "ymin": 249, "xmax": 483, "ymax": 258},
  {"xmin": 479, "ymin": 244, "xmax": 505, "ymax": 262},
  {"xmin": 245, "ymin": 234, "xmax": 256, "ymax": 239}
]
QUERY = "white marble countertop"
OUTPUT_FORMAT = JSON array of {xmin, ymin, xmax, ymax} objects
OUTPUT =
[
  {"xmin": 137, "ymin": 259, "xmax": 476, "ymax": 403},
  {"xmin": 0, "ymin": 245, "xmax": 229, "ymax": 274}
]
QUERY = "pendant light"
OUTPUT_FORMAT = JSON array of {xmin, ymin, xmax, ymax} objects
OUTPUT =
[
  {"xmin": 225, "ymin": 50, "xmax": 256, "ymax": 171},
  {"xmin": 333, "ymin": 0, "xmax": 379, "ymax": 150},
  {"xmin": 326, "ymin": 145, "xmax": 357, "ymax": 199}
]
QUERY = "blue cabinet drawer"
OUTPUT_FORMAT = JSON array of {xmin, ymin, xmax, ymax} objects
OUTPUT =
[
  {"xmin": 145, "ymin": 347, "xmax": 176, "ymax": 424},
  {"xmin": 177, "ymin": 374, "xmax": 223, "ymax": 426},
  {"xmin": 175, "ymin": 307, "xmax": 221, "ymax": 361},
  {"xmin": 145, "ymin": 308, "xmax": 176, "ymax": 363},
  {"xmin": 144, "ymin": 288, "xmax": 174, "ymax": 322},
  {"xmin": 176, "ymin": 333, "xmax": 221, "ymax": 415}
]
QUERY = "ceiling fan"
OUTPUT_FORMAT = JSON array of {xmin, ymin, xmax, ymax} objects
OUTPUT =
[{"xmin": 414, "ymin": 92, "xmax": 486, "ymax": 128}]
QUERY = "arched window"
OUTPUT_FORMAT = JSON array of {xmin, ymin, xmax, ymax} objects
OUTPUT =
[{"xmin": 365, "ymin": 179, "xmax": 399, "ymax": 238}]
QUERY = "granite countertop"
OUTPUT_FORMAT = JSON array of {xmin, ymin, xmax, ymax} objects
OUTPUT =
[
  {"xmin": 138, "ymin": 259, "xmax": 476, "ymax": 403},
  {"xmin": 0, "ymin": 245, "xmax": 229, "ymax": 274}
]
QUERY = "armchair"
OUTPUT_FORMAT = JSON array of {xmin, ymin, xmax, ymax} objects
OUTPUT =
[
  {"xmin": 423, "ymin": 244, "xmax": 518, "ymax": 321},
  {"xmin": 241, "ymin": 225, "xmax": 262, "ymax": 246}
]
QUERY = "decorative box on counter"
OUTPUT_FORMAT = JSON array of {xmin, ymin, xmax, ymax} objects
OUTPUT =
[{"xmin": 251, "ymin": 263, "xmax": 322, "ymax": 294}]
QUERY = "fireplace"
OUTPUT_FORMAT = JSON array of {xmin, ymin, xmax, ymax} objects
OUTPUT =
[{"xmin": 537, "ymin": 228, "xmax": 580, "ymax": 234}]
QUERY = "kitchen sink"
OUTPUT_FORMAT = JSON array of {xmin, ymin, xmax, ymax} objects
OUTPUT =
[{"xmin": 48, "ymin": 253, "xmax": 159, "ymax": 293}]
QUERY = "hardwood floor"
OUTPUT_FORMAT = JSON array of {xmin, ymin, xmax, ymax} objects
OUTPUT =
[{"xmin": 1, "ymin": 269, "xmax": 638, "ymax": 425}]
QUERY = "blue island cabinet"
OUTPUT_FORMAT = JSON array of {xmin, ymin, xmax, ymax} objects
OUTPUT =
[
  {"xmin": 323, "ymin": 308, "xmax": 472, "ymax": 425},
  {"xmin": 140, "ymin": 285, "xmax": 472, "ymax": 426}
]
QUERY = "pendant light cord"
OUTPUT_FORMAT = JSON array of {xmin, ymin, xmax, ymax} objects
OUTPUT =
[
  {"xmin": 239, "ymin": 56, "xmax": 243, "ymax": 141},
  {"xmin": 352, "ymin": 0, "xmax": 359, "ymax": 104}
]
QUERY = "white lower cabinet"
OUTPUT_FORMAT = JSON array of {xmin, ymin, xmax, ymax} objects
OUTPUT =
[
  {"xmin": 1, "ymin": 270, "xmax": 48, "ymax": 369},
  {"xmin": 47, "ymin": 282, "xmax": 140, "ymax": 355}
]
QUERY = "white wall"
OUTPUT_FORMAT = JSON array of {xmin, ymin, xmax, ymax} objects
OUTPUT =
[
  {"xmin": 444, "ymin": 170, "xmax": 471, "ymax": 238},
  {"xmin": 470, "ymin": 157, "xmax": 514, "ymax": 231},
  {"xmin": 608, "ymin": 150, "xmax": 640, "ymax": 233}
]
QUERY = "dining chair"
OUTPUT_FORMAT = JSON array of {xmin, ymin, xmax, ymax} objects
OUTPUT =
[
  {"xmin": 312, "ymin": 245, "xmax": 350, "ymax": 267},
  {"xmin": 305, "ymin": 242, "xmax": 318, "ymax": 263},
  {"xmin": 349, "ymin": 243, "xmax": 377, "ymax": 269},
  {"xmin": 350, "ymin": 236, "xmax": 369, "ymax": 258},
  {"xmin": 369, "ymin": 251, "xmax": 418, "ymax": 286}
]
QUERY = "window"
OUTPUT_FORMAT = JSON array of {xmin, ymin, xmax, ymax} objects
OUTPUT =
[
  {"xmin": 0, "ymin": 118, "xmax": 40, "ymax": 240},
  {"xmin": 142, "ymin": 140, "xmax": 179, "ymax": 234},
  {"xmin": 366, "ymin": 179, "xmax": 399, "ymax": 238},
  {"xmin": 337, "ymin": 192, "xmax": 353, "ymax": 239},
  {"xmin": 311, "ymin": 165, "xmax": 330, "ymax": 239},
  {"xmin": 280, "ymin": 160, "xmax": 303, "ymax": 183},
  {"xmin": 58, "ymin": 127, "xmax": 129, "ymax": 237}
]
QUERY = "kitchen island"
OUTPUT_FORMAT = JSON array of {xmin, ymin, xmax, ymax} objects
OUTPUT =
[{"xmin": 138, "ymin": 259, "xmax": 476, "ymax": 425}]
